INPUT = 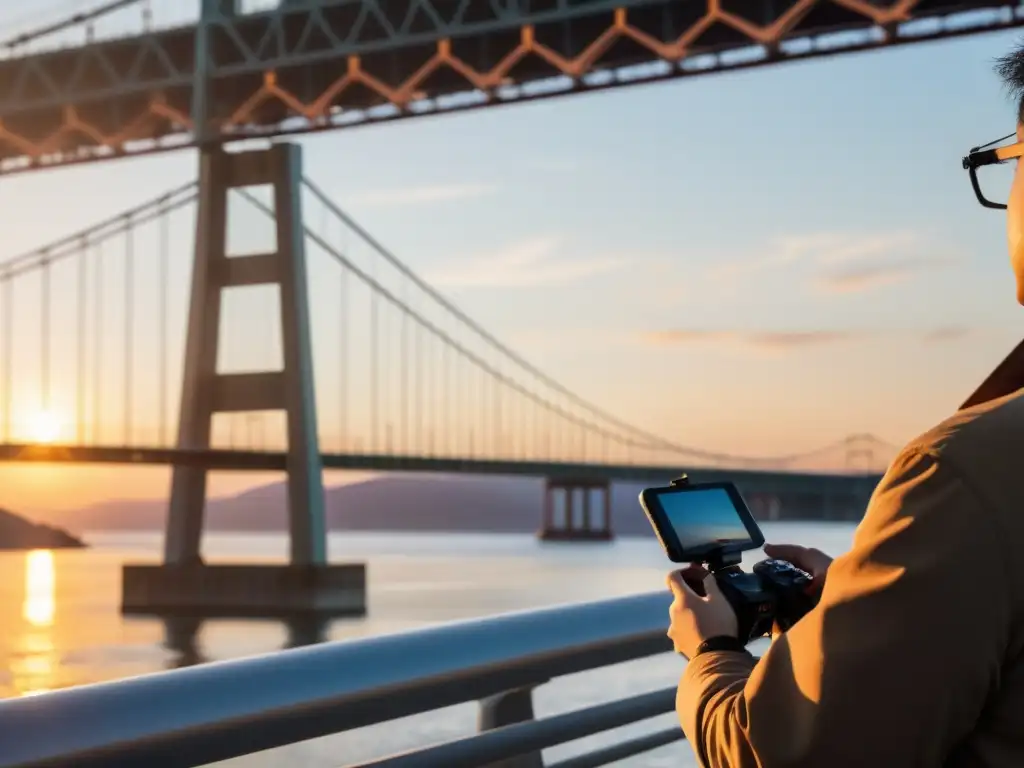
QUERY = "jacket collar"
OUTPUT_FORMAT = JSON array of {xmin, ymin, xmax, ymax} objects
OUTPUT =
[{"xmin": 960, "ymin": 337, "xmax": 1024, "ymax": 410}]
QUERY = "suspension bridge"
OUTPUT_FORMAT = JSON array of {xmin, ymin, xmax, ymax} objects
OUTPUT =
[
  {"xmin": 0, "ymin": 165, "xmax": 896, "ymax": 474},
  {"xmin": 0, "ymin": 0, "xmax": 989, "ymax": 617}
]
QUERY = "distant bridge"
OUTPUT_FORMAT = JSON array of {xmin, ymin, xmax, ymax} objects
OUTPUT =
[
  {"xmin": 0, "ymin": 439, "xmax": 882, "ymax": 488},
  {"xmin": 2, "ymin": 441, "xmax": 884, "ymax": 546}
]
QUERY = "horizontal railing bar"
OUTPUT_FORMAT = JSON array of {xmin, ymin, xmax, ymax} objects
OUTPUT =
[
  {"xmin": 354, "ymin": 687, "xmax": 676, "ymax": 768},
  {"xmin": 0, "ymin": 592, "xmax": 672, "ymax": 768},
  {"xmin": 546, "ymin": 727, "xmax": 685, "ymax": 768}
]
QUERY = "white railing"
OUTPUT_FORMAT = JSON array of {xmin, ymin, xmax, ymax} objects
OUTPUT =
[{"xmin": 0, "ymin": 592, "xmax": 685, "ymax": 768}]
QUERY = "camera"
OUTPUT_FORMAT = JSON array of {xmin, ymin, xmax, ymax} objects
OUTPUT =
[
  {"xmin": 700, "ymin": 555, "xmax": 817, "ymax": 643},
  {"xmin": 639, "ymin": 475, "xmax": 818, "ymax": 644}
]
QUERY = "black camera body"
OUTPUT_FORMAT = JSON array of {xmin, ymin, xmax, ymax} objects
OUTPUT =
[
  {"xmin": 700, "ymin": 552, "xmax": 817, "ymax": 644},
  {"xmin": 640, "ymin": 474, "xmax": 819, "ymax": 645}
]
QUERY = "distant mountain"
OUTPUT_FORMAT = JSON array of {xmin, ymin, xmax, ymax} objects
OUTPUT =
[
  {"xmin": 0, "ymin": 508, "xmax": 85, "ymax": 550},
  {"xmin": 36, "ymin": 474, "xmax": 660, "ymax": 537}
]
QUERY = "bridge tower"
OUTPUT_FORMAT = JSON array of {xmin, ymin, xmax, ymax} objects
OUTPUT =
[{"xmin": 121, "ymin": 144, "xmax": 366, "ymax": 618}]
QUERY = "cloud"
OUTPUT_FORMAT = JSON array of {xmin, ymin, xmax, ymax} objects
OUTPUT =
[
  {"xmin": 428, "ymin": 235, "xmax": 624, "ymax": 288},
  {"xmin": 706, "ymin": 231, "xmax": 957, "ymax": 295},
  {"xmin": 921, "ymin": 326, "xmax": 973, "ymax": 343},
  {"xmin": 784, "ymin": 231, "xmax": 923, "ymax": 267},
  {"xmin": 642, "ymin": 329, "xmax": 859, "ymax": 351},
  {"xmin": 507, "ymin": 327, "xmax": 628, "ymax": 351},
  {"xmin": 813, "ymin": 260, "xmax": 922, "ymax": 294},
  {"xmin": 813, "ymin": 252, "xmax": 958, "ymax": 294},
  {"xmin": 640, "ymin": 326, "xmax": 975, "ymax": 353},
  {"xmin": 704, "ymin": 232, "xmax": 911, "ymax": 282},
  {"xmin": 352, "ymin": 182, "xmax": 496, "ymax": 206}
]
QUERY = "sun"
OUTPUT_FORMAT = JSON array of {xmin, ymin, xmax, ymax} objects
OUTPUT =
[{"xmin": 27, "ymin": 410, "xmax": 61, "ymax": 444}]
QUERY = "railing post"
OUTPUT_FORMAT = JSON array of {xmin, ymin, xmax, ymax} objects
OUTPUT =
[{"xmin": 477, "ymin": 686, "xmax": 545, "ymax": 768}]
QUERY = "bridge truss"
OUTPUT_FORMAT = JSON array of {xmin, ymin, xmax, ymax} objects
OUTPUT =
[{"xmin": 0, "ymin": 0, "xmax": 1020, "ymax": 174}]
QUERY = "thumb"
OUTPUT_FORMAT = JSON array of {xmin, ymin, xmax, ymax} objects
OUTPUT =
[
  {"xmin": 702, "ymin": 573, "xmax": 724, "ymax": 600},
  {"xmin": 666, "ymin": 570, "xmax": 686, "ymax": 598}
]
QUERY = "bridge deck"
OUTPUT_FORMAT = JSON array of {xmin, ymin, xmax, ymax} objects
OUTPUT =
[
  {"xmin": 0, "ymin": 0, "xmax": 1015, "ymax": 171},
  {"xmin": 0, "ymin": 442, "xmax": 881, "ymax": 491}
]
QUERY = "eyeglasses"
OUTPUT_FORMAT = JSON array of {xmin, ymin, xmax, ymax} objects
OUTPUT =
[{"xmin": 963, "ymin": 133, "xmax": 1024, "ymax": 209}]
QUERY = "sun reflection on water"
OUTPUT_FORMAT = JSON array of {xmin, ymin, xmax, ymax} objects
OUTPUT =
[
  {"xmin": 15, "ymin": 550, "xmax": 56, "ymax": 696},
  {"xmin": 23, "ymin": 550, "xmax": 55, "ymax": 627}
]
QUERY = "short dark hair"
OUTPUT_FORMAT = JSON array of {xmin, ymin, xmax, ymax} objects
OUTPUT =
[{"xmin": 996, "ymin": 43, "xmax": 1024, "ymax": 123}]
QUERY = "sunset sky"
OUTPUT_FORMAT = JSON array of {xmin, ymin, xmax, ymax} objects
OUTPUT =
[{"xmin": 1, "ymin": 3, "xmax": 1024, "ymax": 514}]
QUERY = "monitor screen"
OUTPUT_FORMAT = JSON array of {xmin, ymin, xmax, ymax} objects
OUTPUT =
[{"xmin": 660, "ymin": 487, "xmax": 754, "ymax": 552}]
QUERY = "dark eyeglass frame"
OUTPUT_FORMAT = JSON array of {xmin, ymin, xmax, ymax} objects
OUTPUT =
[{"xmin": 963, "ymin": 132, "xmax": 1024, "ymax": 209}]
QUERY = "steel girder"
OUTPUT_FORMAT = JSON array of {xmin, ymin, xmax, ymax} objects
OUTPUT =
[{"xmin": 0, "ymin": 0, "xmax": 1019, "ymax": 173}]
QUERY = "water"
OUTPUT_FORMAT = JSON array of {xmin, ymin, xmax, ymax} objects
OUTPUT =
[{"xmin": 0, "ymin": 523, "xmax": 858, "ymax": 767}]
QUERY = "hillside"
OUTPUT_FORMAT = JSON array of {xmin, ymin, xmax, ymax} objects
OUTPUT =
[
  {"xmin": 37, "ymin": 474, "xmax": 660, "ymax": 537},
  {"xmin": 0, "ymin": 508, "xmax": 86, "ymax": 550}
]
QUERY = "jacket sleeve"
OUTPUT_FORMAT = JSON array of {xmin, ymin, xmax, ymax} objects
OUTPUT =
[{"xmin": 676, "ymin": 448, "xmax": 1013, "ymax": 768}]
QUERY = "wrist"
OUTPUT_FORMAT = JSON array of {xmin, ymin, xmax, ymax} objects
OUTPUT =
[{"xmin": 693, "ymin": 635, "xmax": 750, "ymax": 658}]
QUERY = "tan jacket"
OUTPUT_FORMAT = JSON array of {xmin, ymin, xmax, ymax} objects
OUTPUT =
[{"xmin": 678, "ymin": 342, "xmax": 1024, "ymax": 767}]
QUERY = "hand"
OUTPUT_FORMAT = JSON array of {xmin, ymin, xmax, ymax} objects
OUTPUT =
[
  {"xmin": 666, "ymin": 565, "xmax": 739, "ymax": 659},
  {"xmin": 763, "ymin": 543, "xmax": 833, "ymax": 596}
]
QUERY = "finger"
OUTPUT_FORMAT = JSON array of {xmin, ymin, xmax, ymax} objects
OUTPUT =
[
  {"xmin": 766, "ymin": 544, "xmax": 821, "ymax": 575},
  {"xmin": 764, "ymin": 543, "xmax": 805, "ymax": 562},
  {"xmin": 804, "ymin": 548, "xmax": 833, "ymax": 576}
]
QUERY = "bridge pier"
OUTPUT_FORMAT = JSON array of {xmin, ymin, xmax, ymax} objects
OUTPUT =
[
  {"xmin": 746, "ymin": 493, "xmax": 782, "ymax": 521},
  {"xmin": 122, "ymin": 143, "xmax": 366, "ymax": 619},
  {"xmin": 741, "ymin": 485, "xmax": 874, "ymax": 523},
  {"xmin": 538, "ymin": 477, "xmax": 614, "ymax": 541}
]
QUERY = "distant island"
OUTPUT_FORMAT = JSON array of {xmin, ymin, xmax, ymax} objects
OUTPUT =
[
  {"xmin": 0, "ymin": 507, "xmax": 86, "ymax": 550},
  {"xmin": 30, "ymin": 474, "xmax": 666, "ymax": 537},
  {"xmin": 23, "ymin": 473, "xmax": 868, "ymax": 537}
]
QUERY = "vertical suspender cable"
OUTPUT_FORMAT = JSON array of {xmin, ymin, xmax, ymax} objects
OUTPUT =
[
  {"xmin": 370, "ymin": 291, "xmax": 378, "ymax": 453},
  {"xmin": 491, "ymin": 360, "xmax": 499, "ymax": 456},
  {"xmin": 2, "ymin": 274, "xmax": 11, "ymax": 442},
  {"xmin": 124, "ymin": 216, "xmax": 134, "ymax": 446},
  {"xmin": 339, "ymin": 265, "xmax": 348, "ymax": 453},
  {"xmin": 425, "ymin": 329, "xmax": 433, "ymax": 455},
  {"xmin": 400, "ymin": 308, "xmax": 408, "ymax": 455},
  {"xmin": 40, "ymin": 251, "xmax": 50, "ymax": 417},
  {"xmin": 159, "ymin": 199, "xmax": 169, "ymax": 447},
  {"xmin": 415, "ymin": 320, "xmax": 422, "ymax": 454},
  {"xmin": 381, "ymin": 300, "xmax": 390, "ymax": 453},
  {"xmin": 77, "ymin": 238, "xmax": 87, "ymax": 443},
  {"xmin": 537, "ymin": 398, "xmax": 543, "ymax": 460},
  {"xmin": 441, "ymin": 341, "xmax": 449, "ymax": 457},
  {"xmin": 94, "ymin": 243, "xmax": 103, "ymax": 443}
]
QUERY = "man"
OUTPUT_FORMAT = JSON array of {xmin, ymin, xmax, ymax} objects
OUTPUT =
[{"xmin": 665, "ymin": 45, "xmax": 1024, "ymax": 767}]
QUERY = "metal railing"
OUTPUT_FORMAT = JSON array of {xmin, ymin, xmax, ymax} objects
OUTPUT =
[{"xmin": 0, "ymin": 592, "xmax": 685, "ymax": 768}]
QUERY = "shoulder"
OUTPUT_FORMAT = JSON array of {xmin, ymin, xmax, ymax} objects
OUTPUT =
[
  {"xmin": 900, "ymin": 389, "xmax": 1024, "ymax": 469},
  {"xmin": 857, "ymin": 390, "xmax": 1024, "ymax": 558},
  {"xmin": 892, "ymin": 390, "xmax": 1024, "ymax": 517}
]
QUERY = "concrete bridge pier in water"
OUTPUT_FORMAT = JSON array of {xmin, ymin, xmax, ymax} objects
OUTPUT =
[
  {"xmin": 535, "ymin": 470, "xmax": 881, "ymax": 543},
  {"xmin": 539, "ymin": 477, "xmax": 615, "ymax": 541},
  {"xmin": 121, "ymin": 143, "xmax": 366, "ymax": 620},
  {"xmin": 736, "ymin": 476, "xmax": 878, "ymax": 524}
]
